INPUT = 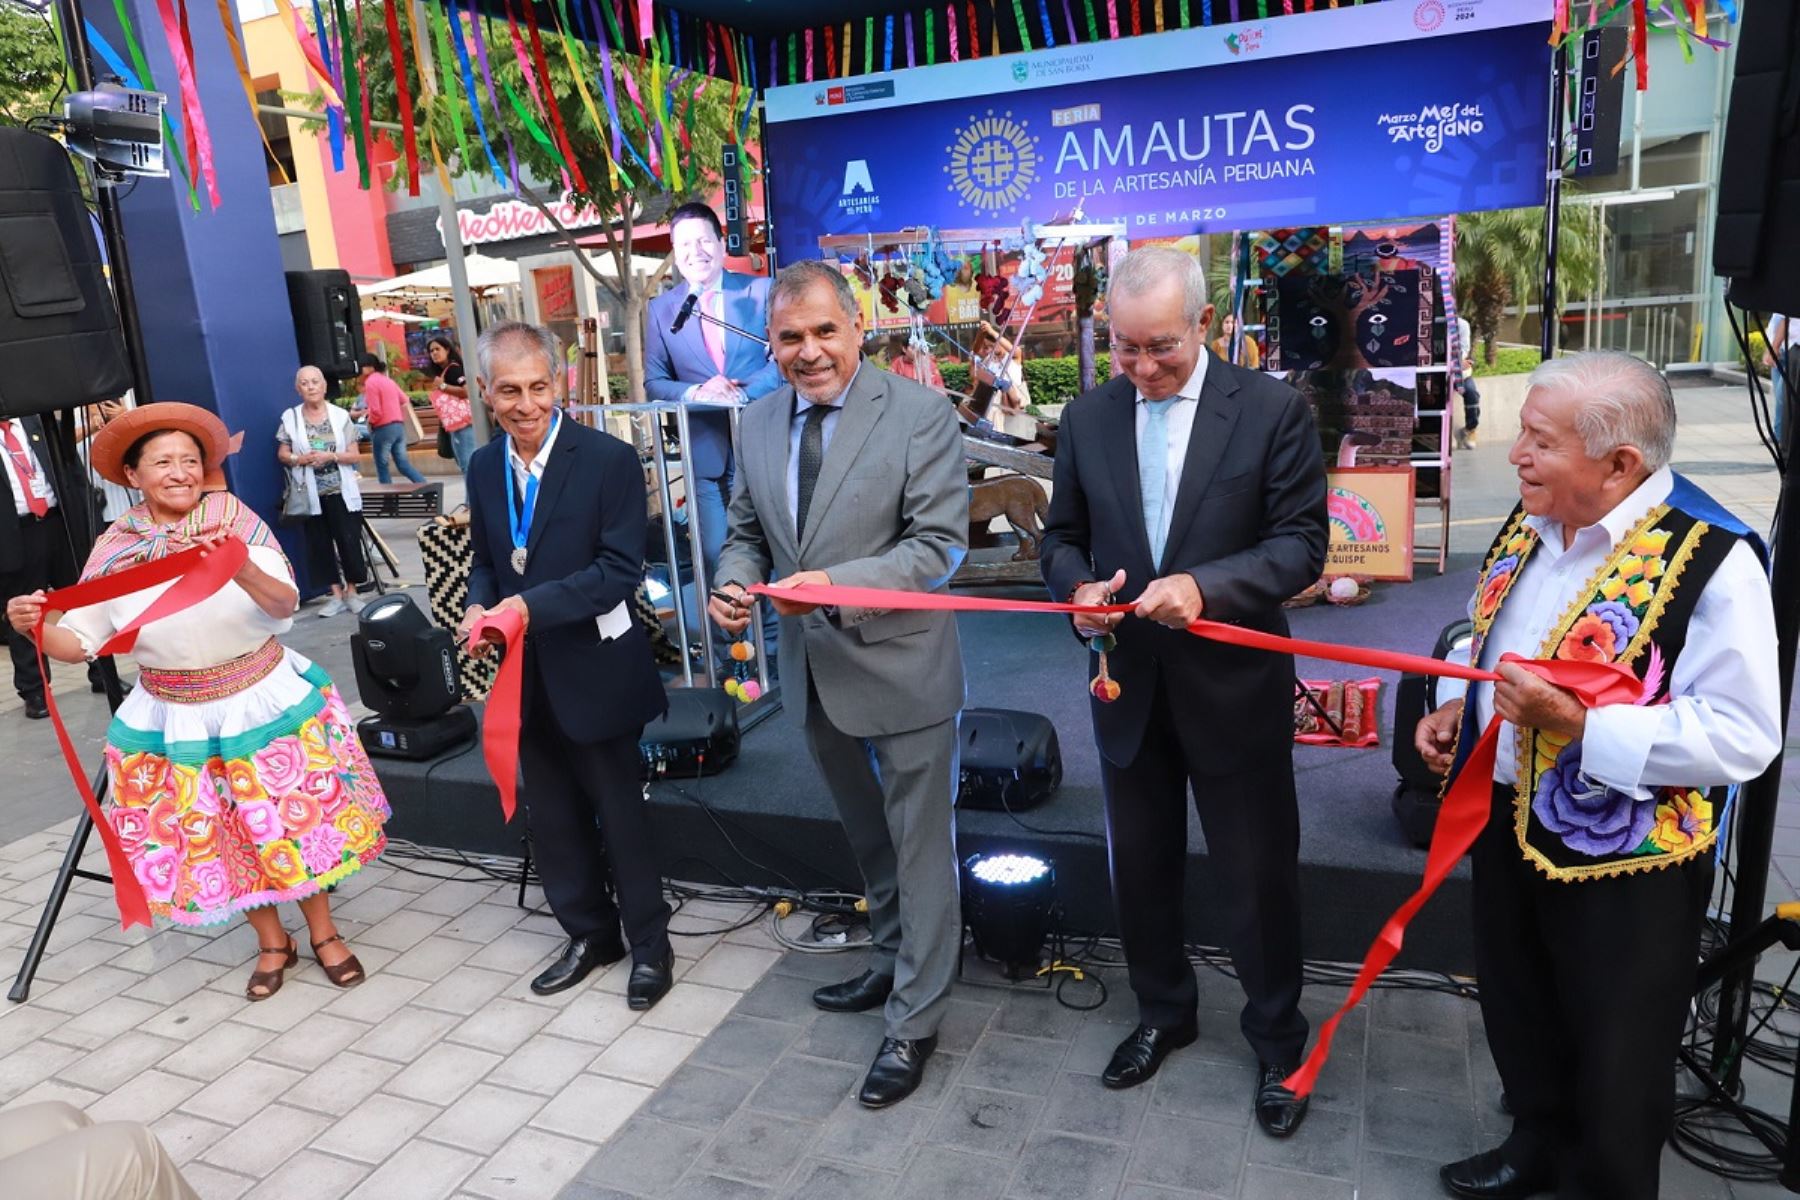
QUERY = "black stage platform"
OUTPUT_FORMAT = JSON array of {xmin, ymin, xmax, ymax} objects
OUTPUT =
[{"xmin": 376, "ymin": 560, "xmax": 1485, "ymax": 973}]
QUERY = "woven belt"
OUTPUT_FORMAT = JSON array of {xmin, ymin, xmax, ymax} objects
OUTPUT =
[{"xmin": 138, "ymin": 638, "xmax": 285, "ymax": 704}]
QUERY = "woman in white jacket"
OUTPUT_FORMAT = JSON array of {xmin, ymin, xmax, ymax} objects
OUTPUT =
[{"xmin": 277, "ymin": 366, "xmax": 368, "ymax": 617}]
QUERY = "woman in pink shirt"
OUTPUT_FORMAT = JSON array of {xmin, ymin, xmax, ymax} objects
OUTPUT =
[{"xmin": 355, "ymin": 354, "xmax": 426, "ymax": 484}]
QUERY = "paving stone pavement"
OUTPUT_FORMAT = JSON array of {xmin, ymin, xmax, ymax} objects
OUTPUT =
[{"xmin": 0, "ymin": 380, "xmax": 1795, "ymax": 1197}]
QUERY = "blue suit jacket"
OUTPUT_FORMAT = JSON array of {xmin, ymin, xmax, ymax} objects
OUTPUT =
[
  {"xmin": 466, "ymin": 417, "xmax": 667, "ymax": 744},
  {"xmin": 643, "ymin": 270, "xmax": 782, "ymax": 481}
]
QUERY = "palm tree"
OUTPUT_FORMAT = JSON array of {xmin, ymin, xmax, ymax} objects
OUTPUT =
[{"xmin": 1455, "ymin": 201, "xmax": 1600, "ymax": 364}]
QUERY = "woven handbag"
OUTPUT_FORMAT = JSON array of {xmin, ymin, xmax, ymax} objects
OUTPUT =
[{"xmin": 417, "ymin": 512, "xmax": 682, "ymax": 705}]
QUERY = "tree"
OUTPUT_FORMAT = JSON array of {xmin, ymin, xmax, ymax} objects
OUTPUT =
[
  {"xmin": 0, "ymin": 1, "xmax": 68, "ymax": 128},
  {"xmin": 1456, "ymin": 200, "xmax": 1599, "ymax": 363},
  {"xmin": 346, "ymin": 2, "xmax": 742, "ymax": 399}
]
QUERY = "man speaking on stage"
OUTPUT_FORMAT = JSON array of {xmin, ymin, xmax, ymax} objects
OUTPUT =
[
  {"xmin": 646, "ymin": 203, "xmax": 783, "ymax": 665},
  {"xmin": 708, "ymin": 260, "xmax": 968, "ymax": 1109},
  {"xmin": 1416, "ymin": 351, "xmax": 1779, "ymax": 1200},
  {"xmin": 1040, "ymin": 246, "xmax": 1327, "ymax": 1137}
]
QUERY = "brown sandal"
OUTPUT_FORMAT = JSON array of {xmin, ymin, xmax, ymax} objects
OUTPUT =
[
  {"xmin": 246, "ymin": 937, "xmax": 298, "ymax": 1001},
  {"xmin": 311, "ymin": 934, "xmax": 366, "ymax": 988}
]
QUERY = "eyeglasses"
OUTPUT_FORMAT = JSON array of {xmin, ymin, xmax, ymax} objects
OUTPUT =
[{"xmin": 1108, "ymin": 336, "xmax": 1188, "ymax": 363}]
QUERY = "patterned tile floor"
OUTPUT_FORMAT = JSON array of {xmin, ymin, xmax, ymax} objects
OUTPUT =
[{"xmin": 0, "ymin": 378, "xmax": 1794, "ymax": 1197}]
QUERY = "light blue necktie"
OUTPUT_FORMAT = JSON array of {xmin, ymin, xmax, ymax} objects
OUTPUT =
[{"xmin": 1139, "ymin": 398, "xmax": 1177, "ymax": 565}]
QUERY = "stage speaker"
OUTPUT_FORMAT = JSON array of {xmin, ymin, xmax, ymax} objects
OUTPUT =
[
  {"xmin": 285, "ymin": 269, "xmax": 365, "ymax": 381},
  {"xmin": 1391, "ymin": 618, "xmax": 1473, "ymax": 848},
  {"xmin": 721, "ymin": 145, "xmax": 747, "ymax": 256},
  {"xmin": 957, "ymin": 708, "xmax": 1062, "ymax": 813},
  {"xmin": 0, "ymin": 128, "xmax": 131, "ymax": 418},
  {"xmin": 1571, "ymin": 27, "xmax": 1626, "ymax": 179},
  {"xmin": 642, "ymin": 688, "xmax": 740, "ymax": 780}
]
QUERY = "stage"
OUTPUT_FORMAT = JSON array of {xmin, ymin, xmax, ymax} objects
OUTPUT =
[{"xmin": 375, "ymin": 564, "xmax": 1483, "ymax": 973}]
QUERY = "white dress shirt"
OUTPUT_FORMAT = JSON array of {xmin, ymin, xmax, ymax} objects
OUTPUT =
[
  {"xmin": 505, "ymin": 408, "xmax": 563, "ymax": 498},
  {"xmin": 1133, "ymin": 355, "xmax": 1209, "ymax": 560},
  {"xmin": 1766, "ymin": 313, "xmax": 1800, "ymax": 350},
  {"xmin": 786, "ymin": 364, "xmax": 860, "ymax": 538},
  {"xmin": 1440, "ymin": 467, "xmax": 1780, "ymax": 796},
  {"xmin": 0, "ymin": 420, "xmax": 57, "ymax": 517}
]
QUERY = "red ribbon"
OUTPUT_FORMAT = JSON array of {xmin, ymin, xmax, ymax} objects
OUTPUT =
[
  {"xmin": 32, "ymin": 538, "xmax": 249, "ymax": 928},
  {"xmin": 743, "ymin": 580, "xmax": 1641, "ymax": 1097},
  {"xmin": 381, "ymin": 0, "xmax": 421, "ymax": 195},
  {"xmin": 466, "ymin": 607, "xmax": 525, "ymax": 823}
]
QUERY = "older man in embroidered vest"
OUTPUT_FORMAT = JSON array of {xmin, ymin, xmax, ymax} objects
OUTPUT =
[{"xmin": 1414, "ymin": 351, "xmax": 1780, "ymax": 1200}]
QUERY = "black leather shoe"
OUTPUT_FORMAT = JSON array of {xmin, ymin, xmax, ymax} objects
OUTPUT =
[
  {"xmin": 1101, "ymin": 1021, "xmax": 1198, "ymax": 1090},
  {"xmin": 627, "ymin": 952, "xmax": 674, "ymax": 1011},
  {"xmin": 813, "ymin": 970, "xmax": 894, "ymax": 1013},
  {"xmin": 1254, "ymin": 1061, "xmax": 1310, "ymax": 1138},
  {"xmin": 528, "ymin": 933, "xmax": 626, "ymax": 996},
  {"xmin": 1439, "ymin": 1147, "xmax": 1554, "ymax": 1199},
  {"xmin": 858, "ymin": 1035, "xmax": 936, "ymax": 1108},
  {"xmin": 21, "ymin": 696, "xmax": 47, "ymax": 720}
]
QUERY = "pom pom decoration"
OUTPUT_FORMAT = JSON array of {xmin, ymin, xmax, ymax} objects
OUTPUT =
[
  {"xmin": 1087, "ymin": 632, "xmax": 1121, "ymax": 703},
  {"xmin": 724, "ymin": 638, "xmax": 763, "ymax": 703}
]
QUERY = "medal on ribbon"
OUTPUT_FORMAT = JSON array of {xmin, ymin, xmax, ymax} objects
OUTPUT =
[{"xmin": 506, "ymin": 412, "xmax": 557, "ymax": 575}]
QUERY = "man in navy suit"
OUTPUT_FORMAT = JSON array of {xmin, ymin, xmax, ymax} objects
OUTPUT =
[
  {"xmin": 460, "ymin": 321, "xmax": 674, "ymax": 1008},
  {"xmin": 644, "ymin": 203, "xmax": 782, "ymax": 667},
  {"xmin": 1041, "ymin": 248, "xmax": 1327, "ymax": 1136},
  {"xmin": 0, "ymin": 414, "xmax": 89, "ymax": 720}
]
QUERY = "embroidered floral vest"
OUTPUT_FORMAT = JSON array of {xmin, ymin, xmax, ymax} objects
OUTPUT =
[{"xmin": 1461, "ymin": 486, "xmax": 1750, "ymax": 882}]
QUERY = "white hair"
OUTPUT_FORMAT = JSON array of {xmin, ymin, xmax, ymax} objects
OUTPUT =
[
  {"xmin": 477, "ymin": 321, "xmax": 561, "ymax": 381},
  {"xmin": 1527, "ymin": 350, "xmax": 1677, "ymax": 471},
  {"xmin": 1107, "ymin": 247, "xmax": 1209, "ymax": 326}
]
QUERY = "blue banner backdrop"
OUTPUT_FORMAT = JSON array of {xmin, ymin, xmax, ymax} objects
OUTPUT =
[{"xmin": 764, "ymin": 12, "xmax": 1553, "ymax": 263}]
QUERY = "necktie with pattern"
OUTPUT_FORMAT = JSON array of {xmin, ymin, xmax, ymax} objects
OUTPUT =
[
  {"xmin": 1, "ymin": 422, "xmax": 47, "ymax": 517},
  {"xmin": 795, "ymin": 404, "xmax": 832, "ymax": 539},
  {"xmin": 1139, "ymin": 398, "xmax": 1176, "ymax": 565}
]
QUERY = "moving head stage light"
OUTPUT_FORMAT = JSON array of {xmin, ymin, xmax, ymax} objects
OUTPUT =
[
  {"xmin": 351, "ymin": 594, "xmax": 476, "ymax": 760},
  {"xmin": 61, "ymin": 85, "xmax": 166, "ymax": 183}
]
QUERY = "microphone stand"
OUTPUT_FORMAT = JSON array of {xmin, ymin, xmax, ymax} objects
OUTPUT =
[{"xmin": 675, "ymin": 305, "xmax": 770, "ymax": 349}]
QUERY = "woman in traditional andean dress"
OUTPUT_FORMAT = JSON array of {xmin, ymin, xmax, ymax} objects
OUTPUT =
[{"xmin": 5, "ymin": 403, "xmax": 387, "ymax": 1001}]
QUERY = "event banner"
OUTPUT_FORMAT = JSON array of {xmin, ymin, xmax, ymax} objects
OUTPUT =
[{"xmin": 764, "ymin": 0, "xmax": 1553, "ymax": 263}]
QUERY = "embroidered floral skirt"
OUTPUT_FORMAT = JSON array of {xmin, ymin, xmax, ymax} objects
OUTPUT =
[{"xmin": 103, "ymin": 647, "xmax": 389, "ymax": 926}]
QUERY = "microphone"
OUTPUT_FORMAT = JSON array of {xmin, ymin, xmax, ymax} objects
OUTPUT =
[{"xmin": 671, "ymin": 292, "xmax": 699, "ymax": 334}]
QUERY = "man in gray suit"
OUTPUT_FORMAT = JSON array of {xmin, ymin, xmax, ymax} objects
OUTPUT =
[{"xmin": 709, "ymin": 259, "xmax": 969, "ymax": 1108}]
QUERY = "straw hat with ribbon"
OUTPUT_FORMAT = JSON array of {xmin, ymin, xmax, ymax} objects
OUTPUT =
[{"xmin": 88, "ymin": 402, "xmax": 243, "ymax": 492}]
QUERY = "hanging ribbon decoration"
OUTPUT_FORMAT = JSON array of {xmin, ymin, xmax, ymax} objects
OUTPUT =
[
  {"xmin": 400, "ymin": 0, "xmax": 451, "ymax": 191},
  {"xmin": 447, "ymin": 3, "xmax": 507, "ymax": 186},
  {"xmin": 906, "ymin": 11, "xmax": 917, "ymax": 66},
  {"xmin": 503, "ymin": 0, "xmax": 570, "ymax": 192},
  {"xmin": 1131, "ymin": 0, "xmax": 1143, "ymax": 36},
  {"xmin": 1039, "ymin": 0, "xmax": 1056, "ymax": 46},
  {"xmin": 521, "ymin": 0, "xmax": 587, "ymax": 192},
  {"xmin": 1013, "ymin": 0, "xmax": 1033, "ymax": 50},
  {"xmin": 842, "ymin": 21, "xmax": 853, "ymax": 77},
  {"xmin": 86, "ymin": 12, "xmax": 196, "ymax": 203},
  {"xmin": 33, "ymin": 539, "xmax": 252, "ymax": 929},
  {"xmin": 865, "ymin": 15, "xmax": 875, "ymax": 73},
  {"xmin": 884, "ymin": 14, "xmax": 895, "ymax": 70},
  {"xmin": 426, "ymin": 1, "xmax": 473, "ymax": 179},
  {"xmin": 1105, "ymin": 0, "xmax": 1120, "ymax": 38},
  {"xmin": 946, "ymin": 5, "xmax": 956, "ymax": 60},
  {"xmin": 154, "ymin": 0, "xmax": 218, "ymax": 207},
  {"xmin": 1063, "ymin": 0, "xmax": 1079, "ymax": 43},
  {"xmin": 588, "ymin": 0, "xmax": 646, "ymax": 185},
  {"xmin": 550, "ymin": 0, "xmax": 616, "ymax": 192},
  {"xmin": 213, "ymin": 0, "xmax": 288, "ymax": 183},
  {"xmin": 380, "ymin": 0, "xmax": 420, "ymax": 195},
  {"xmin": 826, "ymin": 23, "xmax": 837, "ymax": 76},
  {"xmin": 354, "ymin": 0, "xmax": 377, "ymax": 191},
  {"xmin": 654, "ymin": 16, "xmax": 683, "ymax": 190},
  {"xmin": 1082, "ymin": 0, "xmax": 1100, "ymax": 42},
  {"xmin": 468, "ymin": 0, "xmax": 523, "ymax": 190},
  {"xmin": 1632, "ymin": 0, "xmax": 1649, "ymax": 89},
  {"xmin": 327, "ymin": 0, "xmax": 367, "ymax": 187},
  {"xmin": 739, "ymin": 31, "xmax": 756, "ymax": 144},
  {"xmin": 295, "ymin": 0, "xmax": 344, "ymax": 172}
]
